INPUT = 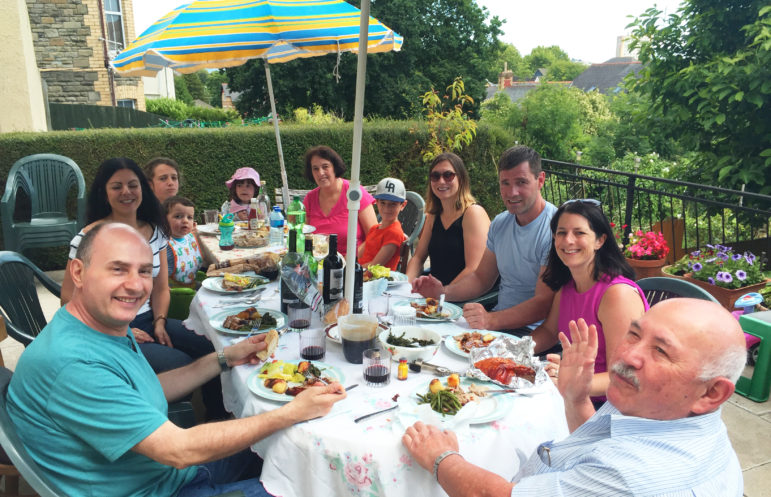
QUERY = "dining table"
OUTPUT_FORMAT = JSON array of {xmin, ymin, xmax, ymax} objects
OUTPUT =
[{"xmin": 184, "ymin": 277, "xmax": 570, "ymax": 497}]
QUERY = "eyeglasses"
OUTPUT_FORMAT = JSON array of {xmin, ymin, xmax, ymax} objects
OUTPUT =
[
  {"xmin": 562, "ymin": 198, "xmax": 601, "ymax": 207},
  {"xmin": 429, "ymin": 170, "xmax": 457, "ymax": 182}
]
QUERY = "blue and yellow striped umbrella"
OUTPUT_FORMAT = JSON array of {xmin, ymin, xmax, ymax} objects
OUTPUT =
[{"xmin": 112, "ymin": 0, "xmax": 403, "ymax": 75}]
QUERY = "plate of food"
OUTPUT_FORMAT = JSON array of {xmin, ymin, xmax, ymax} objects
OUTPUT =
[
  {"xmin": 246, "ymin": 360, "xmax": 344, "ymax": 402},
  {"xmin": 201, "ymin": 273, "xmax": 269, "ymax": 293},
  {"xmin": 444, "ymin": 331, "xmax": 514, "ymax": 358},
  {"xmin": 209, "ymin": 307, "xmax": 287, "ymax": 334},
  {"xmin": 392, "ymin": 298, "xmax": 462, "ymax": 321},
  {"xmin": 234, "ymin": 230, "xmax": 269, "ymax": 248},
  {"xmin": 325, "ymin": 321, "xmax": 389, "ymax": 343},
  {"xmin": 399, "ymin": 375, "xmax": 513, "ymax": 425},
  {"xmin": 363, "ymin": 265, "xmax": 408, "ymax": 286}
]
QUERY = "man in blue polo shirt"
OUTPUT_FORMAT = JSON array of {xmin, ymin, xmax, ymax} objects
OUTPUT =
[
  {"xmin": 7, "ymin": 222, "xmax": 345, "ymax": 497},
  {"xmin": 402, "ymin": 298, "xmax": 745, "ymax": 496},
  {"xmin": 412, "ymin": 145, "xmax": 556, "ymax": 335}
]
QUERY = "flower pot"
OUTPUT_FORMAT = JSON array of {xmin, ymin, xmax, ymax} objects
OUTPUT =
[
  {"xmin": 683, "ymin": 276, "xmax": 769, "ymax": 311},
  {"xmin": 661, "ymin": 265, "xmax": 688, "ymax": 281},
  {"xmin": 626, "ymin": 257, "xmax": 666, "ymax": 280}
]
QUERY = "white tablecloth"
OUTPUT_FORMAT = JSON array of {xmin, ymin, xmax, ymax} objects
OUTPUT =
[{"xmin": 185, "ymin": 280, "xmax": 569, "ymax": 497}]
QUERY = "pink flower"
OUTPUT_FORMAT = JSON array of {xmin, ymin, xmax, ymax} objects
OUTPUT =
[
  {"xmin": 399, "ymin": 454, "xmax": 412, "ymax": 466},
  {"xmin": 362, "ymin": 453, "xmax": 373, "ymax": 464},
  {"xmin": 344, "ymin": 461, "xmax": 372, "ymax": 489}
]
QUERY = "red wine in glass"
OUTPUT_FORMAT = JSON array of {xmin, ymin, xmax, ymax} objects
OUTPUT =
[
  {"xmin": 301, "ymin": 345, "xmax": 325, "ymax": 360},
  {"xmin": 364, "ymin": 364, "xmax": 389, "ymax": 384},
  {"xmin": 290, "ymin": 319, "xmax": 310, "ymax": 330}
]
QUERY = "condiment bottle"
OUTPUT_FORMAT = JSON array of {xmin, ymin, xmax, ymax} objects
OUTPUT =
[
  {"xmin": 397, "ymin": 357, "xmax": 409, "ymax": 380},
  {"xmin": 248, "ymin": 198, "xmax": 259, "ymax": 230}
]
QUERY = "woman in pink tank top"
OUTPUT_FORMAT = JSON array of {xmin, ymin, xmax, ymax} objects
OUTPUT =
[{"xmin": 531, "ymin": 200, "xmax": 649, "ymax": 403}]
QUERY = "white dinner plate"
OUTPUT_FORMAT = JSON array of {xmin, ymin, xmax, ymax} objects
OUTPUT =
[
  {"xmin": 208, "ymin": 307, "xmax": 288, "ymax": 335},
  {"xmin": 392, "ymin": 298, "xmax": 462, "ymax": 322},
  {"xmin": 400, "ymin": 378, "xmax": 513, "ymax": 425},
  {"xmin": 444, "ymin": 331, "xmax": 516, "ymax": 358},
  {"xmin": 197, "ymin": 223, "xmax": 220, "ymax": 236},
  {"xmin": 325, "ymin": 322, "xmax": 389, "ymax": 344},
  {"xmin": 246, "ymin": 361, "xmax": 344, "ymax": 402},
  {"xmin": 201, "ymin": 275, "xmax": 269, "ymax": 294}
]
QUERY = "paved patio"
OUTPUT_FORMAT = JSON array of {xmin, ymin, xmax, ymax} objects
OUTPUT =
[{"xmin": 1, "ymin": 269, "xmax": 768, "ymax": 496}]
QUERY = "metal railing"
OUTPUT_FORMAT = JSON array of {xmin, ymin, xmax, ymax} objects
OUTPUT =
[{"xmin": 541, "ymin": 159, "xmax": 771, "ymax": 267}]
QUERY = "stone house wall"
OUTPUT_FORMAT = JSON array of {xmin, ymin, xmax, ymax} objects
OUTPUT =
[{"xmin": 26, "ymin": 0, "xmax": 145, "ymax": 111}]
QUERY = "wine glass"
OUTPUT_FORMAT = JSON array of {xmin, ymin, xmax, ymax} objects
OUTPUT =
[{"xmin": 312, "ymin": 234, "xmax": 330, "ymax": 261}]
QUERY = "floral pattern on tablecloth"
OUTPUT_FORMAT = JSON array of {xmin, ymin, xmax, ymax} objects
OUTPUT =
[{"xmin": 323, "ymin": 450, "xmax": 385, "ymax": 496}]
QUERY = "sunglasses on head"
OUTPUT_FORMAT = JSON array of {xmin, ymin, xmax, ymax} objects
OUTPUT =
[
  {"xmin": 562, "ymin": 198, "xmax": 601, "ymax": 207},
  {"xmin": 429, "ymin": 170, "xmax": 457, "ymax": 182}
]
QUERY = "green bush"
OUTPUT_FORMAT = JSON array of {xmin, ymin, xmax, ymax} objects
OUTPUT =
[
  {"xmin": 0, "ymin": 122, "xmax": 512, "ymax": 268},
  {"xmin": 146, "ymin": 98, "xmax": 239, "ymax": 122}
]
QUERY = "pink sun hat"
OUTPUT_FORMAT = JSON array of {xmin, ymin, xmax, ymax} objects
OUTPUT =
[{"xmin": 225, "ymin": 167, "xmax": 261, "ymax": 188}]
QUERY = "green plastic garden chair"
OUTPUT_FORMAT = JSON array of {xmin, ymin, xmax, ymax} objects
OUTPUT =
[
  {"xmin": 1, "ymin": 154, "xmax": 86, "ymax": 253},
  {"xmin": 636, "ymin": 276, "xmax": 718, "ymax": 306},
  {"xmin": 398, "ymin": 191, "xmax": 425, "ymax": 254}
]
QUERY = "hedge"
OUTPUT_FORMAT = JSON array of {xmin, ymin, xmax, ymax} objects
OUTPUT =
[{"xmin": 0, "ymin": 121, "xmax": 512, "ymax": 269}]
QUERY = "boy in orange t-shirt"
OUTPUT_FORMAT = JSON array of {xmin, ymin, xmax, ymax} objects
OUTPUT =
[{"xmin": 358, "ymin": 177, "xmax": 407, "ymax": 270}]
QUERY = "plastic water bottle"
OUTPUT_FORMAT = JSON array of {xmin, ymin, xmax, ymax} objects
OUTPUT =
[{"xmin": 269, "ymin": 206, "xmax": 285, "ymax": 247}]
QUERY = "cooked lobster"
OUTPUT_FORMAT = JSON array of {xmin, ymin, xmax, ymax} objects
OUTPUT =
[{"xmin": 474, "ymin": 357, "xmax": 536, "ymax": 384}]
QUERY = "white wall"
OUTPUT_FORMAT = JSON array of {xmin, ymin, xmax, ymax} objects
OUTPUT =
[
  {"xmin": 0, "ymin": 0, "xmax": 47, "ymax": 132},
  {"xmin": 142, "ymin": 67, "xmax": 175, "ymax": 100}
]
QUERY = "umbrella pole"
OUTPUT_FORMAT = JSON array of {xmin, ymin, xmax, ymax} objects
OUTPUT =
[
  {"xmin": 265, "ymin": 62, "xmax": 290, "ymax": 209},
  {"xmin": 344, "ymin": 0, "xmax": 371, "ymax": 304}
]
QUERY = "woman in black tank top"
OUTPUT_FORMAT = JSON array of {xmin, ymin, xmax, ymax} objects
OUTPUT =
[{"xmin": 406, "ymin": 153, "xmax": 490, "ymax": 286}]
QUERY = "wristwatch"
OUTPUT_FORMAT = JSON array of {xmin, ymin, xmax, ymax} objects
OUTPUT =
[{"xmin": 217, "ymin": 351, "xmax": 230, "ymax": 372}]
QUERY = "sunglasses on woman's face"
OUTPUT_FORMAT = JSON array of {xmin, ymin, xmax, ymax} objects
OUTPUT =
[{"xmin": 429, "ymin": 170, "xmax": 457, "ymax": 182}]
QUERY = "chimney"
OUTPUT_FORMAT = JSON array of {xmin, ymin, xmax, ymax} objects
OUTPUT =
[{"xmin": 498, "ymin": 62, "xmax": 514, "ymax": 88}]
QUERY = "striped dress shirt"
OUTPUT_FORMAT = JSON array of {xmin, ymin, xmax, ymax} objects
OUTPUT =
[{"xmin": 511, "ymin": 402, "xmax": 742, "ymax": 496}]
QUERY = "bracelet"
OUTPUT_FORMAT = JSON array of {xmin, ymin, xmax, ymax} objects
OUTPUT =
[
  {"xmin": 217, "ymin": 351, "xmax": 230, "ymax": 372},
  {"xmin": 433, "ymin": 450, "xmax": 461, "ymax": 482},
  {"xmin": 152, "ymin": 315, "xmax": 167, "ymax": 326}
]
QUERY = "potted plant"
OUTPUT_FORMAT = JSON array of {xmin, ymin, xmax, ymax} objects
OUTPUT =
[
  {"xmin": 613, "ymin": 224, "xmax": 670, "ymax": 280},
  {"xmin": 665, "ymin": 244, "xmax": 769, "ymax": 310}
]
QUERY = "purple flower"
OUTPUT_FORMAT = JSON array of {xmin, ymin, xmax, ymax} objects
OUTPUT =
[
  {"xmin": 736, "ymin": 270, "xmax": 747, "ymax": 281},
  {"xmin": 718, "ymin": 252, "xmax": 729, "ymax": 261},
  {"xmin": 706, "ymin": 257, "xmax": 717, "ymax": 264},
  {"xmin": 692, "ymin": 262, "xmax": 703, "ymax": 272},
  {"xmin": 732, "ymin": 253, "xmax": 743, "ymax": 261},
  {"xmin": 717, "ymin": 271, "xmax": 733, "ymax": 283},
  {"xmin": 745, "ymin": 253, "xmax": 756, "ymax": 265},
  {"xmin": 707, "ymin": 277, "xmax": 715, "ymax": 285},
  {"xmin": 691, "ymin": 250, "xmax": 701, "ymax": 258}
]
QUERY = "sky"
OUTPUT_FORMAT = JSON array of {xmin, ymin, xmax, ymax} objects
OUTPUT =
[{"xmin": 131, "ymin": 0, "xmax": 685, "ymax": 65}]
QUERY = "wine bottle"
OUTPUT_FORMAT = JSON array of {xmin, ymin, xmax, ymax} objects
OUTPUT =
[
  {"xmin": 322, "ymin": 234, "xmax": 344, "ymax": 304},
  {"xmin": 353, "ymin": 259, "xmax": 363, "ymax": 314},
  {"xmin": 280, "ymin": 230, "xmax": 304, "ymax": 314}
]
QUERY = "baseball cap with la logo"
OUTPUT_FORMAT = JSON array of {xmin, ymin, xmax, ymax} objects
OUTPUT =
[{"xmin": 374, "ymin": 177, "xmax": 406, "ymax": 202}]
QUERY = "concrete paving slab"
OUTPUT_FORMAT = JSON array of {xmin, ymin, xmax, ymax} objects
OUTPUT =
[
  {"xmin": 742, "ymin": 462, "xmax": 771, "ymax": 497},
  {"xmin": 722, "ymin": 401, "xmax": 771, "ymax": 470}
]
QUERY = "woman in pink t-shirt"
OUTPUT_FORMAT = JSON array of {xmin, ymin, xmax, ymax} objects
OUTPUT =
[
  {"xmin": 532, "ymin": 200, "xmax": 649, "ymax": 403},
  {"xmin": 302, "ymin": 146, "xmax": 377, "ymax": 256}
]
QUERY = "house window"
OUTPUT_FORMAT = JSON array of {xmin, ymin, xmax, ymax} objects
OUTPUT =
[
  {"xmin": 117, "ymin": 99, "xmax": 136, "ymax": 109},
  {"xmin": 104, "ymin": 0, "xmax": 125, "ymax": 54}
]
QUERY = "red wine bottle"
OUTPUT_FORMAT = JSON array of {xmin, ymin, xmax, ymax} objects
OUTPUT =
[{"xmin": 322, "ymin": 234, "xmax": 344, "ymax": 304}]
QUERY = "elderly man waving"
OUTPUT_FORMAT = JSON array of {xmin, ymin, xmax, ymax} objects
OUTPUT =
[{"xmin": 402, "ymin": 298, "xmax": 745, "ymax": 496}]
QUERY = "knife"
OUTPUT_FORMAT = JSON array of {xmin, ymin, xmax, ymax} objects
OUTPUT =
[{"xmin": 353, "ymin": 405, "xmax": 398, "ymax": 423}]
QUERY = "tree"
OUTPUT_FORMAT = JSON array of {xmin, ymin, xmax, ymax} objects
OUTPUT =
[
  {"xmin": 492, "ymin": 43, "xmax": 530, "ymax": 81},
  {"xmin": 183, "ymin": 72, "xmax": 208, "ymax": 102},
  {"xmin": 174, "ymin": 75, "xmax": 193, "ymax": 105},
  {"xmin": 627, "ymin": 1, "xmax": 771, "ymax": 193},
  {"xmin": 524, "ymin": 45, "xmax": 569, "ymax": 74},
  {"xmin": 204, "ymin": 71, "xmax": 228, "ymax": 107},
  {"xmin": 544, "ymin": 59, "xmax": 586, "ymax": 81},
  {"xmin": 226, "ymin": 0, "xmax": 504, "ymax": 119}
]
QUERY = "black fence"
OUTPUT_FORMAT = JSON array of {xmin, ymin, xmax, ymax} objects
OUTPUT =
[
  {"xmin": 49, "ymin": 104, "xmax": 163, "ymax": 130},
  {"xmin": 541, "ymin": 159, "xmax": 771, "ymax": 267}
]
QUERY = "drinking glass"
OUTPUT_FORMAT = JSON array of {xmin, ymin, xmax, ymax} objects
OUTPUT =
[
  {"xmin": 363, "ymin": 347, "xmax": 391, "ymax": 387},
  {"xmin": 312, "ymin": 234, "xmax": 330, "ymax": 261},
  {"xmin": 392, "ymin": 307, "xmax": 416, "ymax": 328},
  {"xmin": 287, "ymin": 303, "xmax": 312, "ymax": 332},
  {"xmin": 203, "ymin": 209, "xmax": 219, "ymax": 226},
  {"xmin": 299, "ymin": 328, "xmax": 326, "ymax": 361},
  {"xmin": 338, "ymin": 314, "xmax": 379, "ymax": 364},
  {"xmin": 367, "ymin": 294, "xmax": 390, "ymax": 324}
]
